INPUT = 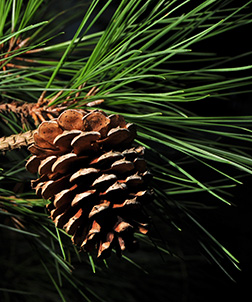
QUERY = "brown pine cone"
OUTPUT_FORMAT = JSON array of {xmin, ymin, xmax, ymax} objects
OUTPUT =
[{"xmin": 26, "ymin": 109, "xmax": 153, "ymax": 258}]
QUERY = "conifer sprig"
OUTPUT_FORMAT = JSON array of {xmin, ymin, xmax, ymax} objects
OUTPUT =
[{"xmin": 1, "ymin": 0, "xmax": 252, "ymax": 301}]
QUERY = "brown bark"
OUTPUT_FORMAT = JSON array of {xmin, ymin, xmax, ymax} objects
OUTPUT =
[{"xmin": 0, "ymin": 130, "xmax": 35, "ymax": 152}]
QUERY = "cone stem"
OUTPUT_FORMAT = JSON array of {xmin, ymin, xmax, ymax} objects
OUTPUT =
[{"xmin": 0, "ymin": 131, "xmax": 35, "ymax": 152}]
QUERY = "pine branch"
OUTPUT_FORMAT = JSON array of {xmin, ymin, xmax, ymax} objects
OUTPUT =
[
  {"xmin": 0, "ymin": 130, "xmax": 35, "ymax": 152},
  {"xmin": 2, "ymin": 1, "xmax": 252, "ymax": 300}
]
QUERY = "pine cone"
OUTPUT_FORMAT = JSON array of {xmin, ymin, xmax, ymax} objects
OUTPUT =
[{"xmin": 26, "ymin": 109, "xmax": 153, "ymax": 258}]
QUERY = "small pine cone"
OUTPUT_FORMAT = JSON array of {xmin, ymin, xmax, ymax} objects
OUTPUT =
[{"xmin": 26, "ymin": 109, "xmax": 153, "ymax": 258}]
